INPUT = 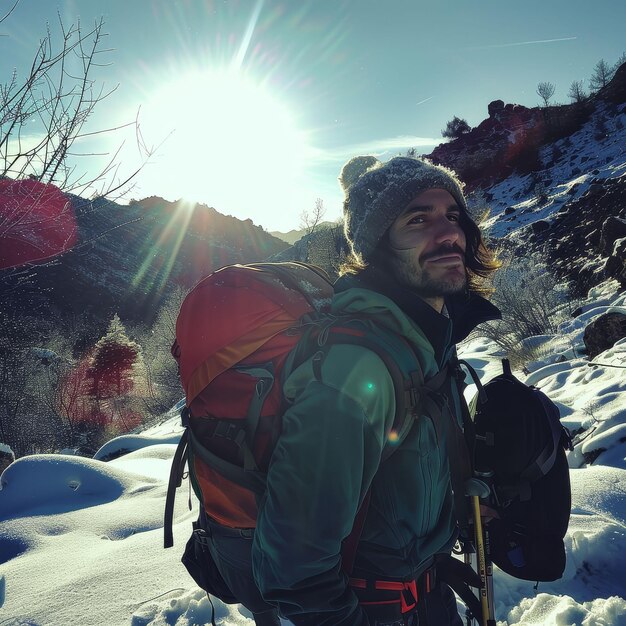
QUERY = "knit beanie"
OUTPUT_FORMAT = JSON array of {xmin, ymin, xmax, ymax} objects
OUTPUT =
[{"xmin": 340, "ymin": 156, "xmax": 468, "ymax": 262}]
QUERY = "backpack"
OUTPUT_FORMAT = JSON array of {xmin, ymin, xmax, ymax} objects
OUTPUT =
[
  {"xmin": 163, "ymin": 262, "xmax": 439, "ymax": 598},
  {"xmin": 463, "ymin": 358, "xmax": 573, "ymax": 582}
]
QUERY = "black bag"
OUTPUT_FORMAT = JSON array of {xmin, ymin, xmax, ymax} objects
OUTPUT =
[{"xmin": 469, "ymin": 359, "xmax": 572, "ymax": 582}]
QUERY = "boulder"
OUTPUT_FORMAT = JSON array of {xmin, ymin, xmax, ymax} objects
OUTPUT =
[
  {"xmin": 600, "ymin": 216, "xmax": 626, "ymax": 255},
  {"xmin": 586, "ymin": 183, "xmax": 604, "ymax": 197},
  {"xmin": 531, "ymin": 220, "xmax": 550, "ymax": 234},
  {"xmin": 583, "ymin": 312, "xmax": 626, "ymax": 359},
  {"xmin": 0, "ymin": 444, "xmax": 15, "ymax": 474},
  {"xmin": 604, "ymin": 237, "xmax": 626, "ymax": 285},
  {"xmin": 488, "ymin": 100, "xmax": 505, "ymax": 117}
]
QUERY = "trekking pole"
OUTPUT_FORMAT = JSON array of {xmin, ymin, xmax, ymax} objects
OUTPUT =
[
  {"xmin": 471, "ymin": 494, "xmax": 489, "ymax": 626},
  {"xmin": 475, "ymin": 469, "xmax": 497, "ymax": 626},
  {"xmin": 484, "ymin": 525, "xmax": 496, "ymax": 626},
  {"xmin": 462, "ymin": 538, "xmax": 476, "ymax": 626}
]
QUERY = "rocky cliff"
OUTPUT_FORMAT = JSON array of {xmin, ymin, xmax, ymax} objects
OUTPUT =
[{"xmin": 428, "ymin": 63, "xmax": 626, "ymax": 191}]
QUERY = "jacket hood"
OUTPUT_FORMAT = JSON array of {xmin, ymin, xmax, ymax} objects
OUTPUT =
[
  {"xmin": 333, "ymin": 271, "xmax": 501, "ymax": 370},
  {"xmin": 331, "ymin": 280, "xmax": 440, "ymax": 377}
]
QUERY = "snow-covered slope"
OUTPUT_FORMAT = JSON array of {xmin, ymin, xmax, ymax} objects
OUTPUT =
[
  {"xmin": 483, "ymin": 102, "xmax": 626, "ymax": 240},
  {"xmin": 1, "ymin": 282, "xmax": 625, "ymax": 625}
]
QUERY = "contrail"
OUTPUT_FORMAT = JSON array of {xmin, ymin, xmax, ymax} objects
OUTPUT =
[
  {"xmin": 466, "ymin": 36, "xmax": 577, "ymax": 51},
  {"xmin": 415, "ymin": 96, "xmax": 434, "ymax": 107}
]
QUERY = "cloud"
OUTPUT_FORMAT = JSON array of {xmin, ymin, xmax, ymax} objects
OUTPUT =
[
  {"xmin": 465, "ymin": 36, "xmax": 577, "ymax": 51},
  {"xmin": 308, "ymin": 134, "xmax": 441, "ymax": 165}
]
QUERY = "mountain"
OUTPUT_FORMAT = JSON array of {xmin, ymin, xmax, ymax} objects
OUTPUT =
[
  {"xmin": 0, "ymin": 195, "xmax": 288, "ymax": 326},
  {"xmin": 426, "ymin": 63, "xmax": 626, "ymax": 294},
  {"xmin": 427, "ymin": 62, "xmax": 626, "ymax": 191}
]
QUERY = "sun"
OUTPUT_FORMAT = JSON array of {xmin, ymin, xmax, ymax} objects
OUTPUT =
[{"xmin": 137, "ymin": 69, "xmax": 311, "ymax": 229}]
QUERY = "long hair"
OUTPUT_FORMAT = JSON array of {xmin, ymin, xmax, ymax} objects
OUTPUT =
[
  {"xmin": 458, "ymin": 210, "xmax": 501, "ymax": 296},
  {"xmin": 340, "ymin": 210, "xmax": 501, "ymax": 297}
]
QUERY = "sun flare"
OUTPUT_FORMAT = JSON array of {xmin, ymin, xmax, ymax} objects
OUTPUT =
[{"xmin": 138, "ymin": 69, "xmax": 311, "ymax": 227}]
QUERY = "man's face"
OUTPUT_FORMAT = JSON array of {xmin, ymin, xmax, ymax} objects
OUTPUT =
[{"xmin": 386, "ymin": 188, "xmax": 467, "ymax": 310}]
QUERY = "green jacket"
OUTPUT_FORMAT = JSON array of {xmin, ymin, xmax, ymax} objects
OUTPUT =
[{"xmin": 252, "ymin": 279, "xmax": 497, "ymax": 625}]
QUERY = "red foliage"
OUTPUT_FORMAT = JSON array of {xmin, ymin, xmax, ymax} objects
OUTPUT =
[
  {"xmin": 0, "ymin": 179, "xmax": 77, "ymax": 269},
  {"xmin": 88, "ymin": 341, "xmax": 138, "ymax": 398}
]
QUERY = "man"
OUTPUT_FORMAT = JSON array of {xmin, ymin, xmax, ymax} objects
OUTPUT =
[{"xmin": 251, "ymin": 156, "xmax": 501, "ymax": 625}]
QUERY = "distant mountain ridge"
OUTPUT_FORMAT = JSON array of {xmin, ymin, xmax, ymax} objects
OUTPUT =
[{"xmin": 270, "ymin": 221, "xmax": 338, "ymax": 244}]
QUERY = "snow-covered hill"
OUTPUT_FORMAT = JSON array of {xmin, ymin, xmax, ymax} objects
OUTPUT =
[{"xmin": 1, "ymin": 282, "xmax": 625, "ymax": 625}]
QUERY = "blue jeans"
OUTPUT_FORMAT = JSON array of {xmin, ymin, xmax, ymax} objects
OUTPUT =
[{"xmin": 202, "ymin": 513, "xmax": 281, "ymax": 626}]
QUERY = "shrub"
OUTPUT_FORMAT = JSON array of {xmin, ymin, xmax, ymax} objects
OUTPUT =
[
  {"xmin": 474, "ymin": 254, "xmax": 575, "ymax": 369},
  {"xmin": 442, "ymin": 116, "xmax": 471, "ymax": 139}
]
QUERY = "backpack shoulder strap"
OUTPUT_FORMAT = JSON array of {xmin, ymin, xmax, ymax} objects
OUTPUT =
[{"xmin": 316, "ymin": 320, "xmax": 425, "ymax": 461}]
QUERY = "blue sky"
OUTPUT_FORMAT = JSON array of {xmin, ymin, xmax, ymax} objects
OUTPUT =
[{"xmin": 2, "ymin": 0, "xmax": 625, "ymax": 230}]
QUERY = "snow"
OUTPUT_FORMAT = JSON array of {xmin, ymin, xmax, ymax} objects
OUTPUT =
[{"xmin": 1, "ymin": 285, "xmax": 626, "ymax": 625}]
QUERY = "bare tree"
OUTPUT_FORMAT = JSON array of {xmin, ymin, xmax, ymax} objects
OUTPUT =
[
  {"xmin": 536, "ymin": 82, "xmax": 555, "ymax": 107},
  {"xmin": 299, "ymin": 197, "xmax": 326, "ymax": 237},
  {"xmin": 137, "ymin": 287, "xmax": 186, "ymax": 417},
  {"xmin": 307, "ymin": 218, "xmax": 348, "ymax": 280},
  {"xmin": 0, "ymin": 12, "xmax": 152, "ymax": 198},
  {"xmin": 567, "ymin": 80, "xmax": 587, "ymax": 103},
  {"xmin": 589, "ymin": 59, "xmax": 614, "ymax": 92}
]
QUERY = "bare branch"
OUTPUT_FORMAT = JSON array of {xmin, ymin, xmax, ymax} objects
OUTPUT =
[
  {"xmin": 536, "ymin": 81, "xmax": 555, "ymax": 107},
  {"xmin": 1, "ymin": 14, "xmax": 150, "ymax": 199},
  {"xmin": 0, "ymin": 0, "xmax": 20, "ymax": 26},
  {"xmin": 299, "ymin": 198, "xmax": 326, "ymax": 237}
]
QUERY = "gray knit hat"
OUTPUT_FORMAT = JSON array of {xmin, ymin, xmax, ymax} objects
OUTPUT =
[{"xmin": 340, "ymin": 156, "xmax": 468, "ymax": 261}]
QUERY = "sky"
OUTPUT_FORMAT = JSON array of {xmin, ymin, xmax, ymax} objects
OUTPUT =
[
  {"xmin": 1, "ymin": 282, "xmax": 625, "ymax": 625},
  {"xmin": 2, "ymin": 0, "xmax": 626, "ymax": 231}
]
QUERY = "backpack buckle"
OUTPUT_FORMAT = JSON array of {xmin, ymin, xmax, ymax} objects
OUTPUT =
[
  {"xmin": 214, "ymin": 421, "xmax": 245, "ymax": 444},
  {"xmin": 400, "ymin": 580, "xmax": 418, "ymax": 614},
  {"xmin": 405, "ymin": 371, "xmax": 422, "ymax": 411}
]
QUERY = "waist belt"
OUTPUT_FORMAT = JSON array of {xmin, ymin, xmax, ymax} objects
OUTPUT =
[{"xmin": 350, "ymin": 565, "xmax": 436, "ymax": 614}]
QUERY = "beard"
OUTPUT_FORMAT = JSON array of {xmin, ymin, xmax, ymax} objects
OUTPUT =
[{"xmin": 387, "ymin": 245, "xmax": 468, "ymax": 298}]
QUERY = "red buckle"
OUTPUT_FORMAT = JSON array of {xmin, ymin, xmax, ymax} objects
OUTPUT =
[
  {"xmin": 350, "ymin": 577, "xmax": 419, "ymax": 614},
  {"xmin": 400, "ymin": 579, "xmax": 418, "ymax": 614}
]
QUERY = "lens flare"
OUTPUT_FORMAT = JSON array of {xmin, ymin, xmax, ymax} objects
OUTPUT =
[{"xmin": 387, "ymin": 430, "xmax": 400, "ymax": 445}]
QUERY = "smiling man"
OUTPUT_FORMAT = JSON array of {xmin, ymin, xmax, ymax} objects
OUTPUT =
[{"xmin": 252, "ymin": 156, "xmax": 501, "ymax": 625}]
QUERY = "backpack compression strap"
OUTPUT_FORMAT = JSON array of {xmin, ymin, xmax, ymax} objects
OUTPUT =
[{"xmin": 164, "ymin": 427, "xmax": 190, "ymax": 548}]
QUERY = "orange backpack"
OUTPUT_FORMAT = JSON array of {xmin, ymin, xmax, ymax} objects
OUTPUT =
[{"xmin": 165, "ymin": 262, "xmax": 333, "ymax": 537}]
